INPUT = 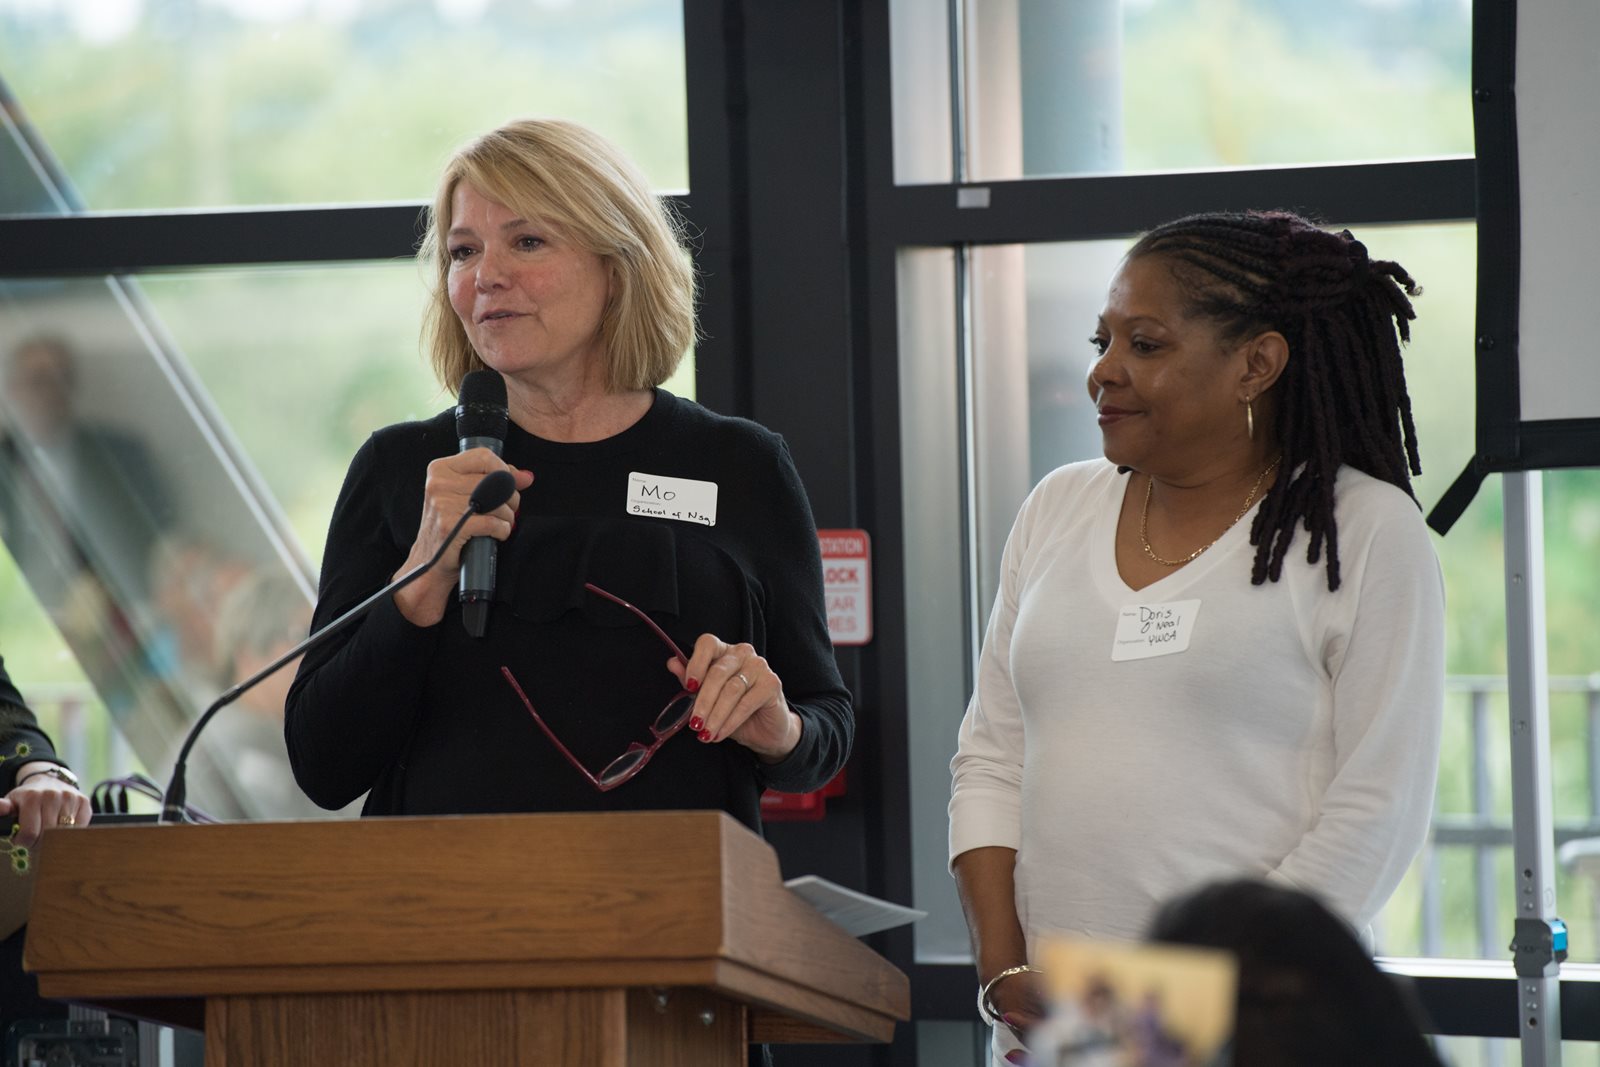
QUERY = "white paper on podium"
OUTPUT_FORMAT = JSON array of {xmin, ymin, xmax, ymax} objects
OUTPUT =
[{"xmin": 784, "ymin": 875, "xmax": 927, "ymax": 937}]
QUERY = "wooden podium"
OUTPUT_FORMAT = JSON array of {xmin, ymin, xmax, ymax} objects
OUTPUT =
[{"xmin": 23, "ymin": 811, "xmax": 910, "ymax": 1066}]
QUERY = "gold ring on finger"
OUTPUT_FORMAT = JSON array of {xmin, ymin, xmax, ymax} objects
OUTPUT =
[
  {"xmin": 735, "ymin": 671, "xmax": 752, "ymax": 689},
  {"xmin": 57, "ymin": 813, "xmax": 76, "ymax": 826}
]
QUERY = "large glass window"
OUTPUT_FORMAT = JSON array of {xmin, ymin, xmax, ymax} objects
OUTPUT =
[
  {"xmin": 138, "ymin": 263, "xmax": 458, "ymax": 561},
  {"xmin": 889, "ymin": 0, "xmax": 1472, "ymax": 184},
  {"xmin": 0, "ymin": 0, "xmax": 688, "ymax": 212},
  {"xmin": 0, "ymin": 550, "xmax": 140, "ymax": 792},
  {"xmin": 0, "ymin": 273, "xmax": 321, "ymax": 820}
]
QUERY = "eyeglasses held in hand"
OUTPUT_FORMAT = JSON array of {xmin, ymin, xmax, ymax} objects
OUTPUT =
[{"xmin": 500, "ymin": 582, "xmax": 695, "ymax": 792}]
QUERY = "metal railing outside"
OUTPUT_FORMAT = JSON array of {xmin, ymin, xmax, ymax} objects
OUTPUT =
[{"xmin": 1413, "ymin": 675, "xmax": 1600, "ymax": 963}]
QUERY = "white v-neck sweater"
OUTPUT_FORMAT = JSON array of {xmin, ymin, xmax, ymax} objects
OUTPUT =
[{"xmin": 949, "ymin": 459, "xmax": 1444, "ymax": 945}]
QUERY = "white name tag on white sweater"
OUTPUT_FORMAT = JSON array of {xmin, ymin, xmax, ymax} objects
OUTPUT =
[
  {"xmin": 626, "ymin": 472, "xmax": 718, "ymax": 526},
  {"xmin": 1112, "ymin": 599, "xmax": 1201, "ymax": 661}
]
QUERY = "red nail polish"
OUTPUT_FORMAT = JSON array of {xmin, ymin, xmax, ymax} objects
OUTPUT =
[
  {"xmin": 697, "ymin": 730, "xmax": 711, "ymax": 742},
  {"xmin": 1005, "ymin": 1052, "xmax": 1027, "ymax": 1065},
  {"xmin": 1001, "ymin": 1013, "xmax": 1018, "ymax": 1027},
  {"xmin": 685, "ymin": 678, "xmax": 700, "ymax": 693},
  {"xmin": 689, "ymin": 717, "xmax": 703, "ymax": 731}
]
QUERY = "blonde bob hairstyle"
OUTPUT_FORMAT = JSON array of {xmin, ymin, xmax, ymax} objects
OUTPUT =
[{"xmin": 419, "ymin": 119, "xmax": 697, "ymax": 395}]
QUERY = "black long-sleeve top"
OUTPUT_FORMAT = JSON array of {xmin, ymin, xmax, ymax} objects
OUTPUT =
[
  {"xmin": 285, "ymin": 390, "xmax": 852, "ymax": 831},
  {"xmin": 0, "ymin": 655, "xmax": 63, "ymax": 794}
]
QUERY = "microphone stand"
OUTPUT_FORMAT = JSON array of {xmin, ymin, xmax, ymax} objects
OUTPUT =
[{"xmin": 161, "ymin": 476, "xmax": 510, "ymax": 823}]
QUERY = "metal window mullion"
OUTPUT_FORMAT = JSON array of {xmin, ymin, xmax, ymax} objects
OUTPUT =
[
  {"xmin": 1421, "ymin": 841, "xmax": 1443, "ymax": 957},
  {"xmin": 1503, "ymin": 470, "xmax": 1562, "ymax": 1066},
  {"xmin": 954, "ymin": 244, "xmax": 981, "ymax": 692},
  {"xmin": 1588, "ymin": 685, "xmax": 1600, "ymax": 820},
  {"xmin": 947, "ymin": 0, "xmax": 967, "ymax": 184}
]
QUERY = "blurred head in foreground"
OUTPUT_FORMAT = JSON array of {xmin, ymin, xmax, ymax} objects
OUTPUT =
[{"xmin": 1147, "ymin": 879, "xmax": 1445, "ymax": 1067}]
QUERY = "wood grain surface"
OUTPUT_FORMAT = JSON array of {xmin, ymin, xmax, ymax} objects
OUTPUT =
[
  {"xmin": 625, "ymin": 987, "xmax": 744, "ymax": 1067},
  {"xmin": 25, "ymin": 811, "xmax": 908, "ymax": 1046},
  {"xmin": 206, "ymin": 988, "xmax": 627, "ymax": 1067}
]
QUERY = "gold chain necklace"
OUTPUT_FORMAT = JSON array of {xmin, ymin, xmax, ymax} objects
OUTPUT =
[{"xmin": 1140, "ymin": 456, "xmax": 1282, "ymax": 567}]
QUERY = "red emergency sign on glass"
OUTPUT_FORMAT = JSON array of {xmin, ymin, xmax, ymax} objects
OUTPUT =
[{"xmin": 817, "ymin": 528, "xmax": 871, "ymax": 646}]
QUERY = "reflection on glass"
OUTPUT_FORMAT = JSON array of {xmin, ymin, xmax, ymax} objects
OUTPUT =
[
  {"xmin": 951, "ymin": 0, "xmax": 1470, "ymax": 181},
  {"xmin": 964, "ymin": 0, "xmax": 1124, "ymax": 182},
  {"xmin": 138, "ymin": 265, "xmax": 442, "ymax": 565},
  {"xmin": 897, "ymin": 247, "xmax": 971, "ymax": 963},
  {"xmin": 0, "ymin": 337, "xmax": 168, "ymax": 805},
  {"xmin": 0, "ymin": 275, "xmax": 326, "ymax": 820},
  {"xmin": 185, "ymin": 572, "xmax": 329, "ymax": 819},
  {"xmin": 889, "ymin": 0, "xmax": 953, "ymax": 184},
  {"xmin": 0, "ymin": 335, "xmax": 173, "ymax": 626},
  {"xmin": 0, "ymin": 544, "xmax": 144, "ymax": 796},
  {"xmin": 0, "ymin": 0, "xmax": 688, "ymax": 211},
  {"xmin": 0, "ymin": 318, "xmax": 191, "ymax": 759}
]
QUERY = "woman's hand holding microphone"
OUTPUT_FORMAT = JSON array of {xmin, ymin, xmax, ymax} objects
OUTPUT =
[{"xmin": 392, "ymin": 448, "xmax": 533, "ymax": 627}]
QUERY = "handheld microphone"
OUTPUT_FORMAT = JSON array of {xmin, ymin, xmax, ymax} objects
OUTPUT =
[
  {"xmin": 456, "ymin": 370, "xmax": 509, "ymax": 638},
  {"xmin": 160, "ymin": 470, "xmax": 516, "ymax": 824}
]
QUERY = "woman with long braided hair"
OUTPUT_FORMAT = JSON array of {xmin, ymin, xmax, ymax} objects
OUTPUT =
[{"xmin": 949, "ymin": 210, "xmax": 1445, "ymax": 1059}]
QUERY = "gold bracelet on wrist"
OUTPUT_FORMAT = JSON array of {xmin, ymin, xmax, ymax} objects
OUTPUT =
[{"xmin": 977, "ymin": 963, "xmax": 1041, "ymax": 1025}]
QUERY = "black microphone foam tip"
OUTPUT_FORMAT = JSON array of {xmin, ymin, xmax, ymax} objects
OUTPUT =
[
  {"xmin": 470, "ymin": 469, "xmax": 517, "ymax": 514},
  {"xmin": 456, "ymin": 369, "xmax": 508, "ymax": 441}
]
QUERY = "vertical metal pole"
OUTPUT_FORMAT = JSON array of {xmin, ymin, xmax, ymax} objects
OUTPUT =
[
  {"xmin": 954, "ymin": 245, "xmax": 981, "ymax": 690},
  {"xmin": 1473, "ymin": 688, "xmax": 1500, "ymax": 957},
  {"xmin": 1587, "ymin": 685, "xmax": 1600, "ymax": 820},
  {"xmin": 1503, "ymin": 470, "xmax": 1562, "ymax": 1066},
  {"xmin": 947, "ymin": 0, "xmax": 978, "ymax": 689},
  {"xmin": 948, "ymin": 0, "xmax": 967, "ymax": 183},
  {"xmin": 1420, "ymin": 842, "xmax": 1442, "ymax": 957}
]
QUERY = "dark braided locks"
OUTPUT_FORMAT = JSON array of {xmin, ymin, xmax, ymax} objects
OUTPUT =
[{"xmin": 1127, "ymin": 210, "xmax": 1423, "ymax": 592}]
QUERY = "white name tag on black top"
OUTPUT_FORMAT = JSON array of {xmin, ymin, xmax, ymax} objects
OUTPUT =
[
  {"xmin": 1112, "ymin": 598, "xmax": 1201, "ymax": 661},
  {"xmin": 626, "ymin": 472, "xmax": 718, "ymax": 526}
]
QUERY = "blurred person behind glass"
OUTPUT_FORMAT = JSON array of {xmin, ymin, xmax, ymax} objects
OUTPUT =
[
  {"xmin": 182, "ymin": 574, "xmax": 335, "ymax": 820},
  {"xmin": 0, "ymin": 336, "xmax": 173, "ymax": 613},
  {"xmin": 0, "ymin": 336, "xmax": 176, "ymax": 727},
  {"xmin": 285, "ymin": 118, "xmax": 851, "ymax": 835},
  {"xmin": 144, "ymin": 534, "xmax": 255, "ymax": 706}
]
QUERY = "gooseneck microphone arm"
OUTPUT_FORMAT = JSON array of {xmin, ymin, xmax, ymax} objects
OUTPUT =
[{"xmin": 160, "ymin": 470, "xmax": 516, "ymax": 824}]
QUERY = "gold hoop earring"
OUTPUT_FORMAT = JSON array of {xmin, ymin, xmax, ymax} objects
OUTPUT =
[{"xmin": 1246, "ymin": 398, "xmax": 1255, "ymax": 440}]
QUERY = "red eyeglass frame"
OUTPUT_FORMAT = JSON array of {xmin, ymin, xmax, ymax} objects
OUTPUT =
[{"xmin": 500, "ymin": 582, "xmax": 695, "ymax": 792}]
